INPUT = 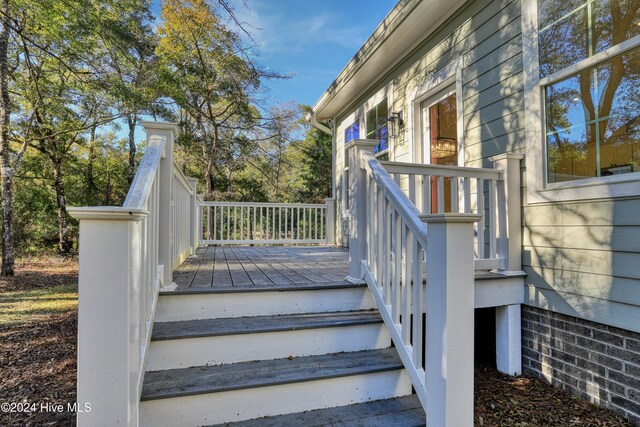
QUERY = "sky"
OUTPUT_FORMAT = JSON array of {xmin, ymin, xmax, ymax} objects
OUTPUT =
[
  {"xmin": 226, "ymin": 0, "xmax": 397, "ymax": 108},
  {"xmin": 151, "ymin": 0, "xmax": 397, "ymax": 108}
]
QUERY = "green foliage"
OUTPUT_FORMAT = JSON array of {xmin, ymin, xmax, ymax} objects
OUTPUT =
[{"xmin": 1, "ymin": 0, "xmax": 333, "ymax": 259}]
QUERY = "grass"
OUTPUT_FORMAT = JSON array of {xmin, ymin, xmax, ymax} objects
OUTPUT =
[{"xmin": 0, "ymin": 283, "xmax": 78, "ymax": 326}]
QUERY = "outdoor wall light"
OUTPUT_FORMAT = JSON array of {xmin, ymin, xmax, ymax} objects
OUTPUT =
[{"xmin": 388, "ymin": 110, "xmax": 404, "ymax": 137}]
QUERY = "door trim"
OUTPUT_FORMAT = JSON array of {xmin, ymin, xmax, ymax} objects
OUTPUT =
[{"xmin": 407, "ymin": 57, "xmax": 464, "ymax": 166}]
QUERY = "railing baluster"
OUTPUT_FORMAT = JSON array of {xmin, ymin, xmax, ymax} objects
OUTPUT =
[
  {"xmin": 451, "ymin": 177, "xmax": 459, "ymax": 213},
  {"xmin": 412, "ymin": 240, "xmax": 424, "ymax": 368},
  {"xmin": 422, "ymin": 175, "xmax": 430, "ymax": 214},
  {"xmin": 437, "ymin": 176, "xmax": 445, "ymax": 213},
  {"xmin": 476, "ymin": 178, "xmax": 485, "ymax": 259},
  {"xmin": 383, "ymin": 197, "xmax": 391, "ymax": 305},
  {"xmin": 376, "ymin": 191, "xmax": 387, "ymax": 300},
  {"xmin": 488, "ymin": 179, "xmax": 497, "ymax": 259},
  {"xmin": 393, "ymin": 212, "xmax": 402, "ymax": 323},
  {"xmin": 226, "ymin": 206, "xmax": 230, "ymax": 242},
  {"xmin": 463, "ymin": 177, "xmax": 471, "ymax": 213},
  {"xmin": 401, "ymin": 225, "xmax": 412, "ymax": 343}
]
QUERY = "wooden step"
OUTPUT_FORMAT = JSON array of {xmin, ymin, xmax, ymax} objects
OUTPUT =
[
  {"xmin": 162, "ymin": 280, "xmax": 366, "ymax": 295},
  {"xmin": 146, "ymin": 311, "xmax": 391, "ymax": 370},
  {"xmin": 152, "ymin": 310, "xmax": 383, "ymax": 340},
  {"xmin": 142, "ymin": 348, "xmax": 403, "ymax": 400},
  {"xmin": 208, "ymin": 395, "xmax": 425, "ymax": 427},
  {"xmin": 139, "ymin": 349, "xmax": 412, "ymax": 426},
  {"xmin": 155, "ymin": 283, "xmax": 376, "ymax": 322}
]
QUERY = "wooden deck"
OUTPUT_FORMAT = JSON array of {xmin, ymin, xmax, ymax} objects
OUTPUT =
[{"xmin": 172, "ymin": 246, "xmax": 350, "ymax": 290}]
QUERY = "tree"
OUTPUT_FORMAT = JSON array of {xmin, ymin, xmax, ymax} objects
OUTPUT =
[{"xmin": 157, "ymin": 0, "xmax": 284, "ymax": 197}]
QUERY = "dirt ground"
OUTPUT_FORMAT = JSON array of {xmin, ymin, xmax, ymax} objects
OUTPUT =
[{"xmin": 0, "ymin": 259, "xmax": 634, "ymax": 426}]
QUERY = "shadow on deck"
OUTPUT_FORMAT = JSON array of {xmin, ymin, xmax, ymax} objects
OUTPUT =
[{"xmin": 172, "ymin": 246, "xmax": 351, "ymax": 291}]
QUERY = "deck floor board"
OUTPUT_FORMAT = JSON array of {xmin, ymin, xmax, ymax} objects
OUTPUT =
[{"xmin": 172, "ymin": 246, "xmax": 350, "ymax": 290}]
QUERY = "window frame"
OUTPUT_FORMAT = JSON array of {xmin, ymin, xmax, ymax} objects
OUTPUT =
[
  {"xmin": 522, "ymin": 0, "xmax": 640, "ymax": 204},
  {"xmin": 365, "ymin": 99, "xmax": 390, "ymax": 157}
]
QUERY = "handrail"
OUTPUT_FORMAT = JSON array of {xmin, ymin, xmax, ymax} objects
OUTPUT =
[
  {"xmin": 123, "ymin": 136, "xmax": 166, "ymax": 209},
  {"xmin": 363, "ymin": 153, "xmax": 428, "ymax": 248},
  {"xmin": 69, "ymin": 122, "xmax": 201, "ymax": 426},
  {"xmin": 348, "ymin": 140, "xmax": 480, "ymax": 426},
  {"xmin": 382, "ymin": 159, "xmax": 508, "ymax": 271},
  {"xmin": 381, "ymin": 160, "xmax": 502, "ymax": 180}
]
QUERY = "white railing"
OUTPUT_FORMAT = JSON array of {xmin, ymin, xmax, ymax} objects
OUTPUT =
[
  {"xmin": 69, "ymin": 122, "xmax": 199, "ymax": 426},
  {"xmin": 345, "ymin": 140, "xmax": 523, "ymax": 427},
  {"xmin": 202, "ymin": 199, "xmax": 335, "ymax": 245},
  {"xmin": 383, "ymin": 161, "xmax": 505, "ymax": 271},
  {"xmin": 172, "ymin": 165, "xmax": 197, "ymax": 268}
]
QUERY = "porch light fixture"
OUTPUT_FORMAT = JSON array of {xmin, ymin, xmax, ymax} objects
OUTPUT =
[{"xmin": 387, "ymin": 110, "xmax": 404, "ymax": 138}]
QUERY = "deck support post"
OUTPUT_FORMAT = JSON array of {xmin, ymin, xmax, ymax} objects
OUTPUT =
[
  {"xmin": 425, "ymin": 213, "xmax": 481, "ymax": 427},
  {"xmin": 496, "ymin": 304, "xmax": 522, "ymax": 375},
  {"xmin": 489, "ymin": 153, "xmax": 524, "ymax": 376},
  {"xmin": 325, "ymin": 197, "xmax": 336, "ymax": 245},
  {"xmin": 345, "ymin": 139, "xmax": 378, "ymax": 283},
  {"xmin": 141, "ymin": 122, "xmax": 178, "ymax": 287}
]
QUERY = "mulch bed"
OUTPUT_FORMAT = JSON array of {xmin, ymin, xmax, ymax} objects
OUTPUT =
[
  {"xmin": 475, "ymin": 365, "xmax": 633, "ymax": 426},
  {"xmin": 0, "ymin": 311, "xmax": 77, "ymax": 427},
  {"xmin": 0, "ymin": 259, "xmax": 635, "ymax": 426}
]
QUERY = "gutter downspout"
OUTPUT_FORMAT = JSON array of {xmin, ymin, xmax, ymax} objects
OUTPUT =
[
  {"xmin": 307, "ymin": 112, "xmax": 332, "ymax": 136},
  {"xmin": 306, "ymin": 111, "xmax": 336, "ymax": 199},
  {"xmin": 307, "ymin": 111, "xmax": 338, "ymax": 245}
]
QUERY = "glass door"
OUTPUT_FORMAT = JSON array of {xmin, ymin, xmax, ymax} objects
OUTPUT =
[{"xmin": 421, "ymin": 87, "xmax": 458, "ymax": 212}]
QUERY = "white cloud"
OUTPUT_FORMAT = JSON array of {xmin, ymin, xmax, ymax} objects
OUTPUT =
[{"xmin": 228, "ymin": 1, "xmax": 370, "ymax": 56}]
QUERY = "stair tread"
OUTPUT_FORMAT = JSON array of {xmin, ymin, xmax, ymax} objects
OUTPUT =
[
  {"xmin": 152, "ymin": 310, "xmax": 383, "ymax": 341},
  {"xmin": 141, "ymin": 348, "xmax": 403, "ymax": 401},
  {"xmin": 162, "ymin": 281, "xmax": 366, "ymax": 295},
  {"xmin": 207, "ymin": 395, "xmax": 425, "ymax": 427}
]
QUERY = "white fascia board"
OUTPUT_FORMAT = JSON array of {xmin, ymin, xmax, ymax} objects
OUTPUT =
[{"xmin": 311, "ymin": 0, "xmax": 466, "ymax": 121}]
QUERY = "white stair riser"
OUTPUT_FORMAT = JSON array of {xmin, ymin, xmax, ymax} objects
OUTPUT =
[
  {"xmin": 156, "ymin": 288, "xmax": 376, "ymax": 322},
  {"xmin": 140, "ymin": 370, "xmax": 412, "ymax": 427},
  {"xmin": 146, "ymin": 324, "xmax": 391, "ymax": 371}
]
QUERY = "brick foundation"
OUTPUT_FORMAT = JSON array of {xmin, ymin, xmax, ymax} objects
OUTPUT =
[{"xmin": 522, "ymin": 305, "xmax": 640, "ymax": 424}]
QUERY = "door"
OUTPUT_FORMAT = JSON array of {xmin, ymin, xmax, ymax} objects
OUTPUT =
[{"xmin": 421, "ymin": 86, "xmax": 458, "ymax": 212}]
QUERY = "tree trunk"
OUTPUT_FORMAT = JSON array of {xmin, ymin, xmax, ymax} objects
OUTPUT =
[
  {"xmin": 86, "ymin": 124, "xmax": 97, "ymax": 198},
  {"xmin": 52, "ymin": 153, "xmax": 72, "ymax": 255},
  {"xmin": 127, "ymin": 113, "xmax": 137, "ymax": 185},
  {"xmin": 0, "ymin": 0, "xmax": 13, "ymax": 275}
]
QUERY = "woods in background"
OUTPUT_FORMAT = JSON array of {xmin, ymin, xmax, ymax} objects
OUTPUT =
[{"xmin": 0, "ymin": 0, "xmax": 332, "ymax": 275}]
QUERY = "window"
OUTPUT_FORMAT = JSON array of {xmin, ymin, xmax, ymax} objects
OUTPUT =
[
  {"xmin": 365, "ymin": 100, "xmax": 389, "ymax": 157},
  {"xmin": 344, "ymin": 120, "xmax": 360, "ymax": 143},
  {"xmin": 539, "ymin": 0, "xmax": 640, "ymax": 184}
]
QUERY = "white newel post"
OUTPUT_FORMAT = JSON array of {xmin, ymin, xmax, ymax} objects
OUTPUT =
[
  {"xmin": 489, "ymin": 153, "xmax": 524, "ymax": 376},
  {"xmin": 68, "ymin": 208, "xmax": 147, "ymax": 427},
  {"xmin": 187, "ymin": 177, "xmax": 198, "ymax": 254},
  {"xmin": 141, "ymin": 122, "xmax": 178, "ymax": 287},
  {"xmin": 425, "ymin": 213, "xmax": 481, "ymax": 427},
  {"xmin": 345, "ymin": 139, "xmax": 378, "ymax": 283},
  {"xmin": 325, "ymin": 197, "xmax": 335, "ymax": 245}
]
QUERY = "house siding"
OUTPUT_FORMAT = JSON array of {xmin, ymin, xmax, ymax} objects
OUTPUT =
[
  {"xmin": 334, "ymin": 0, "xmax": 525, "ymax": 245},
  {"xmin": 522, "ymin": 198, "xmax": 640, "ymax": 334}
]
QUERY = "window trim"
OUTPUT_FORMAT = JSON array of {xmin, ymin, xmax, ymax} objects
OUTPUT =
[
  {"xmin": 522, "ymin": 0, "xmax": 640, "ymax": 204},
  {"xmin": 407, "ymin": 58, "xmax": 464, "ymax": 166},
  {"xmin": 365, "ymin": 99, "xmax": 390, "ymax": 156}
]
